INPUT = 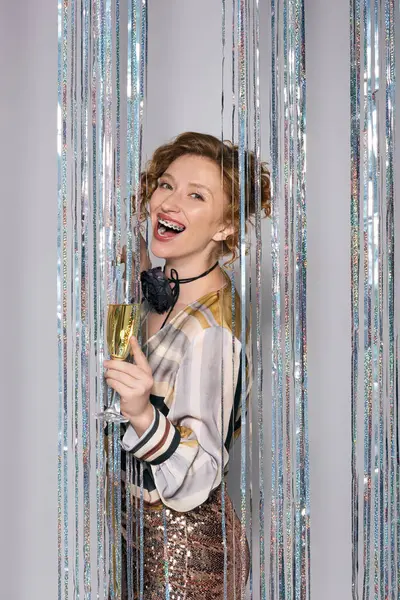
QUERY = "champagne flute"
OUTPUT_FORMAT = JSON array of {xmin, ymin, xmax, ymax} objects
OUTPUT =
[{"xmin": 96, "ymin": 302, "xmax": 141, "ymax": 424}]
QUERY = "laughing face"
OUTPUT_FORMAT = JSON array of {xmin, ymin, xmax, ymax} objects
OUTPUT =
[{"xmin": 149, "ymin": 154, "xmax": 233, "ymax": 267}]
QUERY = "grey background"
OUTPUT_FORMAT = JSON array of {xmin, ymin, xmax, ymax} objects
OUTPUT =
[
  {"xmin": 1, "ymin": 0, "xmax": 397, "ymax": 598},
  {"xmin": 0, "ymin": 1, "xmax": 59, "ymax": 599}
]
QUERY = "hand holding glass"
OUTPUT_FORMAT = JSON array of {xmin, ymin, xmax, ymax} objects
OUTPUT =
[{"xmin": 96, "ymin": 302, "xmax": 141, "ymax": 424}]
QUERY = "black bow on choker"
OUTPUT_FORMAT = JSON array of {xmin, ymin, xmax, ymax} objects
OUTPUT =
[{"xmin": 140, "ymin": 262, "xmax": 219, "ymax": 328}]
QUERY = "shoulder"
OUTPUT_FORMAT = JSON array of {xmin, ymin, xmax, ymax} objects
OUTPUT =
[{"xmin": 177, "ymin": 282, "xmax": 243, "ymax": 341}]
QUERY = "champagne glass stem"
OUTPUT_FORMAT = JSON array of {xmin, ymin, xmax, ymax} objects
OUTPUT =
[
  {"xmin": 108, "ymin": 389, "xmax": 120, "ymax": 414},
  {"xmin": 97, "ymin": 389, "xmax": 129, "ymax": 424}
]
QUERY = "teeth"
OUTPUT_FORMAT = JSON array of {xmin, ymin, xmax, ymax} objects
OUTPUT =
[{"xmin": 158, "ymin": 218, "xmax": 185, "ymax": 232}]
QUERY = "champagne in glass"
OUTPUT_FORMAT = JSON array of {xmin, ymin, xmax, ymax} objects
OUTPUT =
[{"xmin": 96, "ymin": 302, "xmax": 141, "ymax": 423}]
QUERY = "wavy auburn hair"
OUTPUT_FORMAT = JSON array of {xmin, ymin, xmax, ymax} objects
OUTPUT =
[{"xmin": 136, "ymin": 132, "xmax": 271, "ymax": 264}]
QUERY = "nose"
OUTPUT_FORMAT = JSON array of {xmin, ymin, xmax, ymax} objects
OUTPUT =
[{"xmin": 160, "ymin": 189, "xmax": 181, "ymax": 213}]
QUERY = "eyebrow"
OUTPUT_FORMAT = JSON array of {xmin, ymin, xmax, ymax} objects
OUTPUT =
[
  {"xmin": 162, "ymin": 172, "xmax": 214, "ymax": 197},
  {"xmin": 189, "ymin": 182, "xmax": 213, "ymax": 196}
]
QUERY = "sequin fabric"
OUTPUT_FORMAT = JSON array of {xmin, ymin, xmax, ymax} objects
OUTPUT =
[{"xmin": 120, "ymin": 487, "xmax": 249, "ymax": 599}]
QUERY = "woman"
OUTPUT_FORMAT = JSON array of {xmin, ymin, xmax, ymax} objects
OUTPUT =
[{"xmin": 104, "ymin": 132, "xmax": 271, "ymax": 598}]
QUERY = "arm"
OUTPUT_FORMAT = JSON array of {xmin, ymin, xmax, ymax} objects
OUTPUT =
[{"xmin": 121, "ymin": 326, "xmax": 242, "ymax": 512}]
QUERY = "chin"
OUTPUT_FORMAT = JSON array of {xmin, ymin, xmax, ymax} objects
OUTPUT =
[
  {"xmin": 151, "ymin": 238, "xmax": 199, "ymax": 262},
  {"xmin": 150, "ymin": 239, "xmax": 179, "ymax": 260}
]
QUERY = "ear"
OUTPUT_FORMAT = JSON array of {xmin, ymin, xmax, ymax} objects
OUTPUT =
[{"xmin": 212, "ymin": 223, "xmax": 235, "ymax": 242}]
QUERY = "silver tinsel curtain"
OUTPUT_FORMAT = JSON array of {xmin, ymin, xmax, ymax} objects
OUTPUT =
[{"xmin": 57, "ymin": 0, "xmax": 398, "ymax": 599}]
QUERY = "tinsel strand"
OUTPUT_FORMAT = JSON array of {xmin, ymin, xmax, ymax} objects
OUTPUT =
[
  {"xmin": 351, "ymin": 0, "xmax": 398, "ymax": 596},
  {"xmin": 362, "ymin": 1, "xmax": 374, "ymax": 595},
  {"xmin": 57, "ymin": 0, "xmax": 70, "ymax": 597},
  {"xmin": 384, "ymin": 0, "xmax": 398, "ymax": 595},
  {"xmin": 72, "ymin": 1, "xmax": 81, "ymax": 594},
  {"xmin": 282, "ymin": 0, "xmax": 292, "ymax": 594},
  {"xmin": 350, "ymin": 0, "xmax": 361, "ymax": 595},
  {"xmin": 92, "ymin": 0, "xmax": 107, "ymax": 595},
  {"xmin": 97, "ymin": 0, "xmax": 108, "ymax": 596},
  {"xmin": 382, "ymin": 0, "xmax": 400, "ymax": 600},
  {"xmin": 371, "ymin": 2, "xmax": 382, "ymax": 596},
  {"xmin": 220, "ymin": 1, "xmax": 228, "ymax": 598},
  {"xmin": 246, "ymin": 3, "xmax": 254, "ymax": 596},
  {"xmin": 125, "ymin": 4, "xmax": 135, "ymax": 593},
  {"xmin": 230, "ymin": 24, "xmax": 237, "ymax": 594},
  {"xmin": 252, "ymin": 0, "xmax": 266, "ymax": 597},
  {"xmin": 103, "ymin": 0, "xmax": 118, "ymax": 596},
  {"xmin": 236, "ymin": 0, "xmax": 249, "ymax": 596},
  {"xmin": 294, "ymin": 1, "xmax": 310, "ymax": 597},
  {"xmin": 270, "ymin": 0, "xmax": 310, "ymax": 598},
  {"xmin": 113, "ymin": 0, "xmax": 123, "ymax": 596},
  {"xmin": 80, "ymin": 0, "xmax": 92, "ymax": 595},
  {"xmin": 269, "ymin": 0, "xmax": 280, "ymax": 595}
]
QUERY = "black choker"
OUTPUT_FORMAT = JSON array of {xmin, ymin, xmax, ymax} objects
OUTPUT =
[{"xmin": 140, "ymin": 262, "xmax": 219, "ymax": 328}]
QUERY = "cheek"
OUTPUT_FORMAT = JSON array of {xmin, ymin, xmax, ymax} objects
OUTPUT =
[
  {"xmin": 188, "ymin": 204, "xmax": 215, "ymax": 226},
  {"xmin": 149, "ymin": 191, "xmax": 161, "ymax": 216}
]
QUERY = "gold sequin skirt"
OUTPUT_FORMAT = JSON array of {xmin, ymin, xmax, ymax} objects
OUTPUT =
[{"xmin": 122, "ymin": 487, "xmax": 250, "ymax": 599}]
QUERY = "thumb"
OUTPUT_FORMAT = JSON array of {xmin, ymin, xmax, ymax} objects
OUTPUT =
[
  {"xmin": 129, "ymin": 336, "xmax": 151, "ymax": 372},
  {"xmin": 129, "ymin": 335, "xmax": 137, "ymax": 353}
]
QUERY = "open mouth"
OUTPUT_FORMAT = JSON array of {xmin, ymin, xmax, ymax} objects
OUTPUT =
[{"xmin": 156, "ymin": 217, "xmax": 186, "ymax": 238}]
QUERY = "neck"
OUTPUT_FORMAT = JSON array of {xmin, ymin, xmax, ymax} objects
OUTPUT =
[
  {"xmin": 164, "ymin": 256, "xmax": 215, "ymax": 279},
  {"xmin": 164, "ymin": 256, "xmax": 225, "ymax": 306}
]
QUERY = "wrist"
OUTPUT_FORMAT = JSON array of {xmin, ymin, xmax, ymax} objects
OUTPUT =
[{"xmin": 128, "ymin": 402, "xmax": 154, "ymax": 437}]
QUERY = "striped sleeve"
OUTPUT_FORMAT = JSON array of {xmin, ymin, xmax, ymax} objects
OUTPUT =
[
  {"xmin": 120, "ymin": 404, "xmax": 182, "ymax": 465},
  {"xmin": 150, "ymin": 326, "xmax": 241, "ymax": 512}
]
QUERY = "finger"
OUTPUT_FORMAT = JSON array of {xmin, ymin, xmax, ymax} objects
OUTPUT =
[
  {"xmin": 129, "ymin": 337, "xmax": 151, "ymax": 373},
  {"xmin": 105, "ymin": 375, "xmax": 147, "ymax": 396},
  {"xmin": 105, "ymin": 369, "xmax": 136, "ymax": 388},
  {"xmin": 105, "ymin": 378, "xmax": 130, "ymax": 398},
  {"xmin": 104, "ymin": 360, "xmax": 145, "ymax": 380}
]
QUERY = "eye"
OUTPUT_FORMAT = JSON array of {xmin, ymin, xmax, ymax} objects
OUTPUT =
[
  {"xmin": 190, "ymin": 192, "xmax": 204, "ymax": 201},
  {"xmin": 158, "ymin": 180, "xmax": 172, "ymax": 190}
]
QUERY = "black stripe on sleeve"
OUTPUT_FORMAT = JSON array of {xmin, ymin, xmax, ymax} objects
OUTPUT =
[
  {"xmin": 147, "ymin": 426, "xmax": 182, "ymax": 466},
  {"xmin": 128, "ymin": 406, "xmax": 160, "ymax": 455},
  {"xmin": 150, "ymin": 394, "xmax": 170, "ymax": 417}
]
